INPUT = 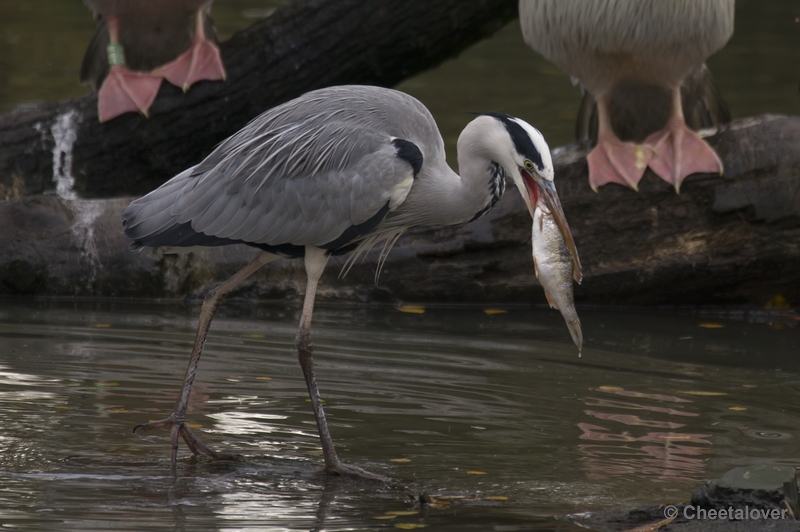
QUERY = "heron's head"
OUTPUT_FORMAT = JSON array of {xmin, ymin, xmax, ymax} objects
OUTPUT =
[{"xmin": 458, "ymin": 113, "xmax": 580, "ymax": 277}]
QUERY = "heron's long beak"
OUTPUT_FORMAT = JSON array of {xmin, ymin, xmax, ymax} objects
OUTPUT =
[{"xmin": 521, "ymin": 170, "xmax": 583, "ymax": 283}]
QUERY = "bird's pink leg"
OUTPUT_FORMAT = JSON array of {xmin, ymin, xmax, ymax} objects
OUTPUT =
[
  {"xmin": 645, "ymin": 86, "xmax": 724, "ymax": 193},
  {"xmin": 97, "ymin": 15, "xmax": 163, "ymax": 122},
  {"xmin": 134, "ymin": 253, "xmax": 276, "ymax": 472},
  {"xmin": 587, "ymin": 95, "xmax": 654, "ymax": 192},
  {"xmin": 158, "ymin": 8, "xmax": 227, "ymax": 92}
]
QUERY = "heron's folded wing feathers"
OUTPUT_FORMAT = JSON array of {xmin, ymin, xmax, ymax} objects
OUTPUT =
[{"xmin": 124, "ymin": 115, "xmax": 418, "ymax": 251}]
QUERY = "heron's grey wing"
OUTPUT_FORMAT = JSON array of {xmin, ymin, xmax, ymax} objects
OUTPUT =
[{"xmin": 124, "ymin": 119, "xmax": 417, "ymax": 251}]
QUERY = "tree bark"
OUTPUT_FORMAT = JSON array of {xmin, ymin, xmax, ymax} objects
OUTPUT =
[
  {"xmin": 0, "ymin": 0, "xmax": 517, "ymax": 201},
  {"xmin": 2, "ymin": 115, "xmax": 799, "ymax": 306}
]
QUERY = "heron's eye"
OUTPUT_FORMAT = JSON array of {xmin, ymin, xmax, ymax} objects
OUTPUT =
[{"xmin": 523, "ymin": 160, "xmax": 535, "ymax": 171}]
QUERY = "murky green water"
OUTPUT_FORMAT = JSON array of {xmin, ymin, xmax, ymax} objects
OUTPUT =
[{"xmin": 0, "ymin": 300, "xmax": 799, "ymax": 530}]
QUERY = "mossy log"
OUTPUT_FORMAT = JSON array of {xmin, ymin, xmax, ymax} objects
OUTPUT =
[{"xmin": 2, "ymin": 115, "xmax": 798, "ymax": 307}]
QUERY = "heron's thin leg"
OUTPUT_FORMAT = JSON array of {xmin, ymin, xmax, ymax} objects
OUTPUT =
[
  {"xmin": 134, "ymin": 251, "xmax": 278, "ymax": 470},
  {"xmin": 295, "ymin": 247, "xmax": 389, "ymax": 481}
]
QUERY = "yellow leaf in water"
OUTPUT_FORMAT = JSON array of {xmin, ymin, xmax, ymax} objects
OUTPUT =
[
  {"xmin": 659, "ymin": 434, "xmax": 692, "ymax": 440},
  {"xmin": 484, "ymin": 496, "xmax": 508, "ymax": 501},
  {"xmin": 187, "ymin": 423, "xmax": 203, "ymax": 429},
  {"xmin": 483, "ymin": 308, "xmax": 508, "ymax": 315},
  {"xmin": 395, "ymin": 525, "xmax": 428, "ymax": 530},
  {"xmin": 729, "ymin": 406, "xmax": 748, "ymax": 411},
  {"xmin": 305, "ymin": 398, "xmax": 325, "ymax": 403},
  {"xmin": 698, "ymin": 323, "xmax": 725, "ymax": 329},
  {"xmin": 386, "ymin": 511, "xmax": 419, "ymax": 516},
  {"xmin": 398, "ymin": 305, "xmax": 425, "ymax": 314},
  {"xmin": 91, "ymin": 323, "xmax": 112, "ymax": 328},
  {"xmin": 98, "ymin": 381, "xmax": 119, "ymax": 387},
  {"xmin": 107, "ymin": 407, "xmax": 125, "ymax": 413},
  {"xmin": 243, "ymin": 333, "xmax": 266, "ymax": 339},
  {"xmin": 467, "ymin": 470, "xmax": 487, "ymax": 475},
  {"xmin": 390, "ymin": 458, "xmax": 412, "ymax": 463},
  {"xmin": 373, "ymin": 515, "xmax": 397, "ymax": 520},
  {"xmin": 256, "ymin": 376, "xmax": 272, "ymax": 381},
  {"xmin": 599, "ymin": 386, "xmax": 624, "ymax": 391},
  {"xmin": 680, "ymin": 391, "xmax": 728, "ymax": 396},
  {"xmin": 765, "ymin": 295, "xmax": 791, "ymax": 310},
  {"xmin": 55, "ymin": 405, "xmax": 69, "ymax": 410}
]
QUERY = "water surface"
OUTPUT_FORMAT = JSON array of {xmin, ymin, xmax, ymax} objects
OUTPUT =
[{"xmin": 0, "ymin": 300, "xmax": 798, "ymax": 530}]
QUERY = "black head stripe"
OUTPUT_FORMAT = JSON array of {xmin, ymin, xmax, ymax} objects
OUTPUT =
[{"xmin": 478, "ymin": 113, "xmax": 544, "ymax": 172}]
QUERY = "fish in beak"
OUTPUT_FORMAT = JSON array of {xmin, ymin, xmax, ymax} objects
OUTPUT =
[{"xmin": 519, "ymin": 168, "xmax": 582, "ymax": 283}]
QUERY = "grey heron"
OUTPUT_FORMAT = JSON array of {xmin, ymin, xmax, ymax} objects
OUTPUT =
[
  {"xmin": 519, "ymin": 0, "xmax": 734, "ymax": 192},
  {"xmin": 122, "ymin": 84, "xmax": 579, "ymax": 478},
  {"xmin": 81, "ymin": 0, "xmax": 226, "ymax": 122}
]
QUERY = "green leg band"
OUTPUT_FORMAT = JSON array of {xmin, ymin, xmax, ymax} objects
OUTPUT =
[{"xmin": 106, "ymin": 43, "xmax": 125, "ymax": 67}]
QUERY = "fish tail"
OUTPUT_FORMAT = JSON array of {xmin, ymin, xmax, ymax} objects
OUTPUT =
[{"xmin": 565, "ymin": 314, "xmax": 583, "ymax": 351}]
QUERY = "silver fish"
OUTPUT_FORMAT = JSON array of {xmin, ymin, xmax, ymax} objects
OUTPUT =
[{"xmin": 532, "ymin": 201, "xmax": 583, "ymax": 352}]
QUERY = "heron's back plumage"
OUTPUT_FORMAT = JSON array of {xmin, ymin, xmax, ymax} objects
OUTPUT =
[{"xmin": 123, "ymin": 86, "xmax": 455, "ymax": 258}]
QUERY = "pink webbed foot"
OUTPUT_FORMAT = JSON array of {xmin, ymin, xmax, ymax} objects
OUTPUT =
[
  {"xmin": 158, "ymin": 34, "xmax": 226, "ymax": 92},
  {"xmin": 97, "ymin": 65, "xmax": 163, "ymax": 122},
  {"xmin": 645, "ymin": 120, "xmax": 724, "ymax": 193},
  {"xmin": 587, "ymin": 137, "xmax": 655, "ymax": 192}
]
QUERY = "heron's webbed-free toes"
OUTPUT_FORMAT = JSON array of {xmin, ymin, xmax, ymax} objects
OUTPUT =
[
  {"xmin": 134, "ymin": 416, "xmax": 237, "ymax": 461},
  {"xmin": 324, "ymin": 461, "xmax": 391, "ymax": 482}
]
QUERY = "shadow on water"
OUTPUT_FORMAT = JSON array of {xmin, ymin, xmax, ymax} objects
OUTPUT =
[{"xmin": 0, "ymin": 299, "xmax": 798, "ymax": 530}]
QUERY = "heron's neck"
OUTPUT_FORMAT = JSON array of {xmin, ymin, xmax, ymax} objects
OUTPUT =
[
  {"xmin": 455, "ymin": 151, "xmax": 506, "ymax": 223},
  {"xmin": 381, "ymin": 153, "xmax": 499, "ymax": 231},
  {"xmin": 387, "ymin": 117, "xmax": 514, "ymax": 229}
]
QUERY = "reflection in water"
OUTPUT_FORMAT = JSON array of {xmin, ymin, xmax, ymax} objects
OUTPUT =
[
  {"xmin": 0, "ymin": 302, "xmax": 798, "ymax": 530},
  {"xmin": 578, "ymin": 387, "xmax": 711, "ymax": 483}
]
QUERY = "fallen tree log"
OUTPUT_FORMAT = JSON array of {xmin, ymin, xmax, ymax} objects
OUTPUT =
[
  {"xmin": 2, "ymin": 115, "xmax": 798, "ymax": 306},
  {"xmin": 0, "ymin": 0, "xmax": 517, "ymax": 200}
]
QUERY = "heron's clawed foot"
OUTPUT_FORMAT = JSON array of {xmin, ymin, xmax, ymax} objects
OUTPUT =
[
  {"xmin": 321, "ymin": 460, "xmax": 391, "ymax": 483},
  {"xmin": 134, "ymin": 415, "xmax": 239, "ymax": 463}
]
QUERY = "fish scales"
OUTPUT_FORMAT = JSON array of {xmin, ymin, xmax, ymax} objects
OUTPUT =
[{"xmin": 532, "ymin": 202, "xmax": 583, "ymax": 352}]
